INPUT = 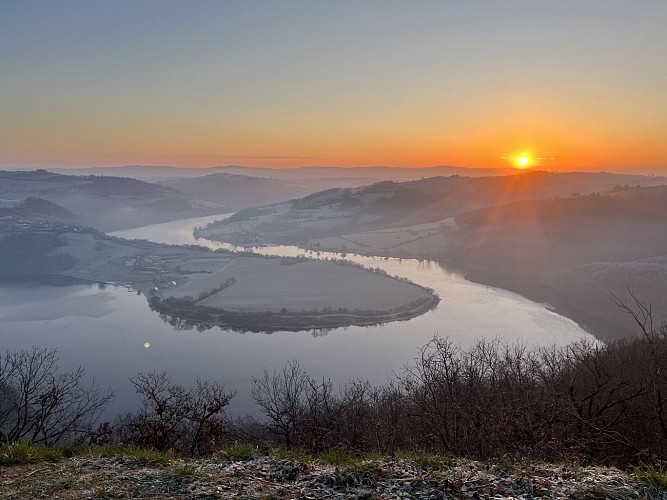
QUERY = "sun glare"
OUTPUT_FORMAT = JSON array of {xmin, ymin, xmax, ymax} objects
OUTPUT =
[{"xmin": 514, "ymin": 155, "xmax": 532, "ymax": 169}]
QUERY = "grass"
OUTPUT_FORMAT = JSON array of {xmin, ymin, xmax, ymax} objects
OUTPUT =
[
  {"xmin": 269, "ymin": 447, "xmax": 313, "ymax": 462},
  {"xmin": 634, "ymin": 464, "xmax": 667, "ymax": 490},
  {"xmin": 0, "ymin": 440, "xmax": 383, "ymax": 468},
  {"xmin": 174, "ymin": 463, "xmax": 198, "ymax": 476},
  {"xmin": 0, "ymin": 440, "xmax": 66, "ymax": 465},
  {"xmin": 216, "ymin": 442, "xmax": 257, "ymax": 461},
  {"xmin": 395, "ymin": 450, "xmax": 452, "ymax": 470},
  {"xmin": 83, "ymin": 444, "xmax": 175, "ymax": 464},
  {"xmin": 316, "ymin": 449, "xmax": 359, "ymax": 467},
  {"xmin": 0, "ymin": 441, "xmax": 176, "ymax": 466}
]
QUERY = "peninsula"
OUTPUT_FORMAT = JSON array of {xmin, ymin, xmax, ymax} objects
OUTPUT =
[{"xmin": 0, "ymin": 217, "xmax": 438, "ymax": 331}]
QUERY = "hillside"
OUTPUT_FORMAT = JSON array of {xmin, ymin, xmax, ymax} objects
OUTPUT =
[
  {"xmin": 450, "ymin": 185, "xmax": 667, "ymax": 272},
  {"xmin": 0, "ymin": 170, "xmax": 224, "ymax": 231},
  {"xmin": 0, "ymin": 197, "xmax": 79, "ymax": 224},
  {"xmin": 441, "ymin": 187, "xmax": 667, "ymax": 337},
  {"xmin": 159, "ymin": 173, "xmax": 314, "ymax": 209},
  {"xmin": 197, "ymin": 171, "xmax": 666, "ymax": 246}
]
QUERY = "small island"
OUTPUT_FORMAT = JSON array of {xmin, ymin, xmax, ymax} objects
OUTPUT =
[{"xmin": 0, "ymin": 217, "xmax": 438, "ymax": 331}]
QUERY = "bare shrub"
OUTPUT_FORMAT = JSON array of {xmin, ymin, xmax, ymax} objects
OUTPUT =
[
  {"xmin": 113, "ymin": 371, "xmax": 234, "ymax": 455},
  {"xmin": 0, "ymin": 347, "xmax": 113, "ymax": 445}
]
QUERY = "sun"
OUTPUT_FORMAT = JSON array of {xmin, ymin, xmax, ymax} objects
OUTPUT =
[{"xmin": 514, "ymin": 155, "xmax": 532, "ymax": 169}]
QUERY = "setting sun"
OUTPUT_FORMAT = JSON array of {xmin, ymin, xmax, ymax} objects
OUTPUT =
[{"xmin": 516, "ymin": 156, "xmax": 531, "ymax": 169}]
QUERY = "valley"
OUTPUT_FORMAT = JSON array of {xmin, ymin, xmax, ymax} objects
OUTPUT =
[{"xmin": 197, "ymin": 171, "xmax": 667, "ymax": 339}]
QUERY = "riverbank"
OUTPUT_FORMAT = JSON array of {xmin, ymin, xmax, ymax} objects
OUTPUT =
[
  {"xmin": 149, "ymin": 292, "xmax": 440, "ymax": 333},
  {"xmin": 0, "ymin": 452, "xmax": 653, "ymax": 499}
]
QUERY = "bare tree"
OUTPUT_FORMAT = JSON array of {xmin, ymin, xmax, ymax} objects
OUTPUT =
[
  {"xmin": 0, "ymin": 347, "xmax": 113, "ymax": 445},
  {"xmin": 612, "ymin": 288, "xmax": 655, "ymax": 335},
  {"xmin": 612, "ymin": 291, "xmax": 667, "ymax": 452}
]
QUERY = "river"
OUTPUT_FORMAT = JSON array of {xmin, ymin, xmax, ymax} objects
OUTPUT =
[{"xmin": 0, "ymin": 214, "xmax": 593, "ymax": 418}]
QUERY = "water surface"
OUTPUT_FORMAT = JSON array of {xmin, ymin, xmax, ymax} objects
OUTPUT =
[{"xmin": 0, "ymin": 214, "xmax": 593, "ymax": 418}]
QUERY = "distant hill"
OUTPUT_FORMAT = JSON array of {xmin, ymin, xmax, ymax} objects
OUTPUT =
[
  {"xmin": 47, "ymin": 164, "xmax": 515, "ymax": 186},
  {"xmin": 0, "ymin": 170, "xmax": 224, "ymax": 231},
  {"xmin": 158, "ymin": 173, "xmax": 315, "ymax": 209},
  {"xmin": 450, "ymin": 185, "xmax": 667, "ymax": 272},
  {"xmin": 198, "ymin": 171, "xmax": 667, "ymax": 245}
]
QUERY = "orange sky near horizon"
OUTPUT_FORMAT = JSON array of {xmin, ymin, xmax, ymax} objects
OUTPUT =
[{"xmin": 1, "ymin": 2, "xmax": 666, "ymax": 175}]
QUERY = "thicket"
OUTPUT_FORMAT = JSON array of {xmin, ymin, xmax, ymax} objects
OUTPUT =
[{"xmin": 3, "ymin": 298, "xmax": 667, "ymax": 466}]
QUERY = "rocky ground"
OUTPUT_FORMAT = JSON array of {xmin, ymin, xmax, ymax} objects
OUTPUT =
[{"xmin": 0, "ymin": 454, "xmax": 659, "ymax": 499}]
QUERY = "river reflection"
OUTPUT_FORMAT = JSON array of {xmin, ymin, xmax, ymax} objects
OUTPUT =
[{"xmin": 0, "ymin": 214, "xmax": 593, "ymax": 418}]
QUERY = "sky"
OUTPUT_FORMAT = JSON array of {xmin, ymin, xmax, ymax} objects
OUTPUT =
[{"xmin": 1, "ymin": 1, "xmax": 666, "ymax": 173}]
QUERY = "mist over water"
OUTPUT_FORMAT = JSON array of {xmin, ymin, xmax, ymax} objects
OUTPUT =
[{"xmin": 0, "ymin": 214, "xmax": 592, "ymax": 418}]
